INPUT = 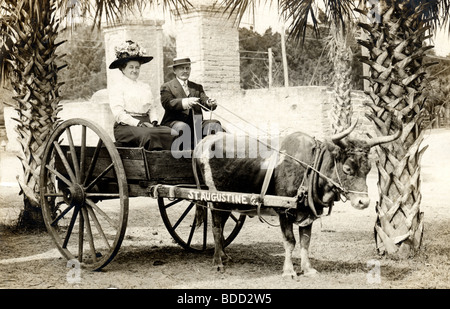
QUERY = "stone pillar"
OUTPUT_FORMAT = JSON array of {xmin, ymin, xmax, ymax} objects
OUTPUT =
[
  {"xmin": 174, "ymin": 2, "xmax": 240, "ymax": 95},
  {"xmin": 103, "ymin": 19, "xmax": 165, "ymax": 117}
]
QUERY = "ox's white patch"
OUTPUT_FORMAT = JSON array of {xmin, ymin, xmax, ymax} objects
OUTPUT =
[
  {"xmin": 201, "ymin": 157, "xmax": 216, "ymax": 190},
  {"xmin": 195, "ymin": 138, "xmax": 217, "ymax": 190}
]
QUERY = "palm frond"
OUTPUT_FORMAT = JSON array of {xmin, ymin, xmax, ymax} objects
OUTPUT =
[
  {"xmin": 216, "ymin": 0, "xmax": 261, "ymax": 26},
  {"xmin": 281, "ymin": 0, "xmax": 317, "ymax": 41},
  {"xmin": 322, "ymin": 0, "xmax": 355, "ymax": 30},
  {"xmin": 421, "ymin": 0, "xmax": 450, "ymax": 32},
  {"xmin": 440, "ymin": 0, "xmax": 450, "ymax": 30},
  {"xmin": 217, "ymin": 0, "xmax": 357, "ymax": 43},
  {"xmin": 55, "ymin": 0, "xmax": 193, "ymax": 28}
]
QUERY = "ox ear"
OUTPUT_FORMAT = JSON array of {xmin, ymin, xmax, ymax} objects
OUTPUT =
[{"xmin": 325, "ymin": 141, "xmax": 343, "ymax": 161}]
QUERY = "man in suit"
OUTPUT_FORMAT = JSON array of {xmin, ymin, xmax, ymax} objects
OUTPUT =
[{"xmin": 160, "ymin": 57, "xmax": 222, "ymax": 150}]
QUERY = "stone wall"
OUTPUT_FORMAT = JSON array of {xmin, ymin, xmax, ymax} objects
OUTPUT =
[
  {"xmin": 3, "ymin": 87, "xmax": 374, "ymax": 152},
  {"xmin": 103, "ymin": 19, "xmax": 166, "ymax": 118},
  {"xmin": 174, "ymin": 6, "xmax": 240, "ymax": 94},
  {"xmin": 3, "ymin": 99, "xmax": 115, "ymax": 152},
  {"xmin": 212, "ymin": 87, "xmax": 373, "ymax": 140}
]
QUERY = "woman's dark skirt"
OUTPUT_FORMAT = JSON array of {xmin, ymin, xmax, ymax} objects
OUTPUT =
[{"xmin": 113, "ymin": 116, "xmax": 175, "ymax": 151}]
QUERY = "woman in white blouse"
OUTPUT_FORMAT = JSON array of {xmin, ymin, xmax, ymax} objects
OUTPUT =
[{"xmin": 108, "ymin": 40, "xmax": 173, "ymax": 150}]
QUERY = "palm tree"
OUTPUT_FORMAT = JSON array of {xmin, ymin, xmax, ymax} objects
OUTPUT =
[
  {"xmin": 0, "ymin": 0, "xmax": 189, "ymax": 228},
  {"xmin": 1, "ymin": 0, "xmax": 449, "ymax": 259},
  {"xmin": 327, "ymin": 21, "xmax": 355, "ymax": 134},
  {"xmin": 356, "ymin": 0, "xmax": 444, "ymax": 257},
  {"xmin": 217, "ymin": 0, "xmax": 450, "ymax": 257},
  {"xmin": 1, "ymin": 0, "xmax": 63, "ymax": 228}
]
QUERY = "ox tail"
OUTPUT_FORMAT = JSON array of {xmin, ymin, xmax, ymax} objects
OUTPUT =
[{"xmin": 192, "ymin": 156, "xmax": 207, "ymax": 228}]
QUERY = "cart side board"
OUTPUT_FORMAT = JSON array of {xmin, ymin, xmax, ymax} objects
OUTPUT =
[{"xmin": 55, "ymin": 146, "xmax": 198, "ymax": 197}]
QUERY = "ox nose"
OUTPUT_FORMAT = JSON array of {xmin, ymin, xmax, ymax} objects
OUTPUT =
[{"xmin": 351, "ymin": 195, "xmax": 370, "ymax": 210}]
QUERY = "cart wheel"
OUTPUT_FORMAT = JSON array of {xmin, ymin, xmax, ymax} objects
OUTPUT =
[
  {"xmin": 40, "ymin": 118, "xmax": 128, "ymax": 271},
  {"xmin": 158, "ymin": 197, "xmax": 246, "ymax": 251}
]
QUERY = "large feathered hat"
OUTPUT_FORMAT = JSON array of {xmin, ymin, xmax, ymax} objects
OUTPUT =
[{"xmin": 109, "ymin": 40, "xmax": 153, "ymax": 69}]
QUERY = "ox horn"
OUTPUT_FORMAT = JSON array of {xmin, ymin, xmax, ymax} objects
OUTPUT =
[
  {"xmin": 331, "ymin": 119, "xmax": 359, "ymax": 147},
  {"xmin": 366, "ymin": 126, "xmax": 402, "ymax": 148}
]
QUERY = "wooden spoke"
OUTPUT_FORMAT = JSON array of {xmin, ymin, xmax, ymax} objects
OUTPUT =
[
  {"xmin": 85, "ymin": 193, "xmax": 121, "ymax": 198},
  {"xmin": 65, "ymin": 127, "xmax": 80, "ymax": 182},
  {"xmin": 43, "ymin": 192, "xmax": 64, "ymax": 198},
  {"xmin": 162, "ymin": 198, "xmax": 184, "ymax": 209},
  {"xmin": 229, "ymin": 213, "xmax": 238, "ymax": 223},
  {"xmin": 78, "ymin": 211, "xmax": 84, "ymax": 263},
  {"xmin": 87, "ymin": 205, "xmax": 111, "ymax": 250},
  {"xmin": 80, "ymin": 125, "xmax": 86, "ymax": 182},
  {"xmin": 83, "ymin": 138, "xmax": 103, "ymax": 187},
  {"xmin": 186, "ymin": 217, "xmax": 197, "ymax": 248},
  {"xmin": 51, "ymin": 204, "xmax": 75, "ymax": 226},
  {"xmin": 172, "ymin": 201, "xmax": 195, "ymax": 230},
  {"xmin": 85, "ymin": 163, "xmax": 114, "ymax": 192},
  {"xmin": 53, "ymin": 141, "xmax": 77, "ymax": 184},
  {"xmin": 85, "ymin": 199, "xmax": 119, "ymax": 229},
  {"xmin": 81, "ymin": 207, "xmax": 97, "ymax": 263},
  {"xmin": 45, "ymin": 164, "xmax": 72, "ymax": 187},
  {"xmin": 62, "ymin": 206, "xmax": 80, "ymax": 249}
]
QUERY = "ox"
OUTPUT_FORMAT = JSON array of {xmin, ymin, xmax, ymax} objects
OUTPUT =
[{"xmin": 192, "ymin": 121, "xmax": 401, "ymax": 277}]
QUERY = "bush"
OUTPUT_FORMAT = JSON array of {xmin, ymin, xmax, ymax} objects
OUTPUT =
[
  {"xmin": 56, "ymin": 26, "xmax": 107, "ymax": 100},
  {"xmin": 239, "ymin": 26, "xmax": 363, "ymax": 90}
]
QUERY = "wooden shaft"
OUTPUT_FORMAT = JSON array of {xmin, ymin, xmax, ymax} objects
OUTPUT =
[{"xmin": 150, "ymin": 184, "xmax": 298, "ymax": 209}]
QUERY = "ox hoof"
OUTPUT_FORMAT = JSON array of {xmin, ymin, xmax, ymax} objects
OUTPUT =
[
  {"xmin": 215, "ymin": 265, "xmax": 225, "ymax": 273},
  {"xmin": 302, "ymin": 268, "xmax": 318, "ymax": 277},
  {"xmin": 282, "ymin": 270, "xmax": 298, "ymax": 279}
]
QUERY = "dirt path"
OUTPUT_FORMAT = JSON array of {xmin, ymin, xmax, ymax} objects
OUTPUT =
[{"xmin": 1, "ymin": 129, "xmax": 450, "ymax": 289}]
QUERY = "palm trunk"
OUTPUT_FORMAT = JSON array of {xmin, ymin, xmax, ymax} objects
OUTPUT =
[
  {"xmin": 3, "ymin": 0, "xmax": 63, "ymax": 228},
  {"xmin": 328, "ymin": 22, "xmax": 354, "ymax": 134},
  {"xmin": 357, "ymin": 0, "xmax": 433, "ymax": 257}
]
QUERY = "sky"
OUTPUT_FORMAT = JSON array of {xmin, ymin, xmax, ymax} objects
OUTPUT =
[
  {"xmin": 242, "ymin": 4, "xmax": 450, "ymax": 57},
  {"xmin": 124, "ymin": 2, "xmax": 450, "ymax": 57},
  {"xmin": 433, "ymin": 28, "xmax": 450, "ymax": 57}
]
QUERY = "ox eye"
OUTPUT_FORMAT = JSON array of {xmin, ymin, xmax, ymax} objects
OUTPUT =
[{"xmin": 343, "ymin": 164, "xmax": 355, "ymax": 176}]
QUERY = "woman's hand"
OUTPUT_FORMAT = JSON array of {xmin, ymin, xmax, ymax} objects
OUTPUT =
[{"xmin": 138, "ymin": 121, "xmax": 153, "ymax": 128}]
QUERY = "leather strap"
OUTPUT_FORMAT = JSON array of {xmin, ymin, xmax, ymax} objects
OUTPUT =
[{"xmin": 257, "ymin": 152, "xmax": 279, "ymax": 226}]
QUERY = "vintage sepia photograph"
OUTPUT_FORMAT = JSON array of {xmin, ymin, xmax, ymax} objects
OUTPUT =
[{"xmin": 1, "ymin": 0, "xmax": 450, "ymax": 296}]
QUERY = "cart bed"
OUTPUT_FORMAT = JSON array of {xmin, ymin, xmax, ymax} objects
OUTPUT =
[{"xmin": 55, "ymin": 146, "xmax": 197, "ymax": 197}]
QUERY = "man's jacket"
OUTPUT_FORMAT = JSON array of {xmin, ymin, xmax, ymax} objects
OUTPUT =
[{"xmin": 160, "ymin": 78, "xmax": 210, "ymax": 127}]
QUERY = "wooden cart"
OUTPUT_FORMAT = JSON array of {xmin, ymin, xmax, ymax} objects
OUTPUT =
[{"xmin": 40, "ymin": 119, "xmax": 297, "ymax": 270}]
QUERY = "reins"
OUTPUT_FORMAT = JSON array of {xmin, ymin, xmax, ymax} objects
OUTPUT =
[
  {"xmin": 201, "ymin": 103, "xmax": 348, "ymax": 192},
  {"xmin": 197, "ymin": 103, "xmax": 368, "ymax": 222}
]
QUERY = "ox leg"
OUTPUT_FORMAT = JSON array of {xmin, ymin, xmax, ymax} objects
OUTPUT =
[
  {"xmin": 279, "ymin": 214, "xmax": 297, "ymax": 278},
  {"xmin": 211, "ymin": 205, "xmax": 231, "ymax": 272},
  {"xmin": 299, "ymin": 223, "xmax": 317, "ymax": 276}
]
